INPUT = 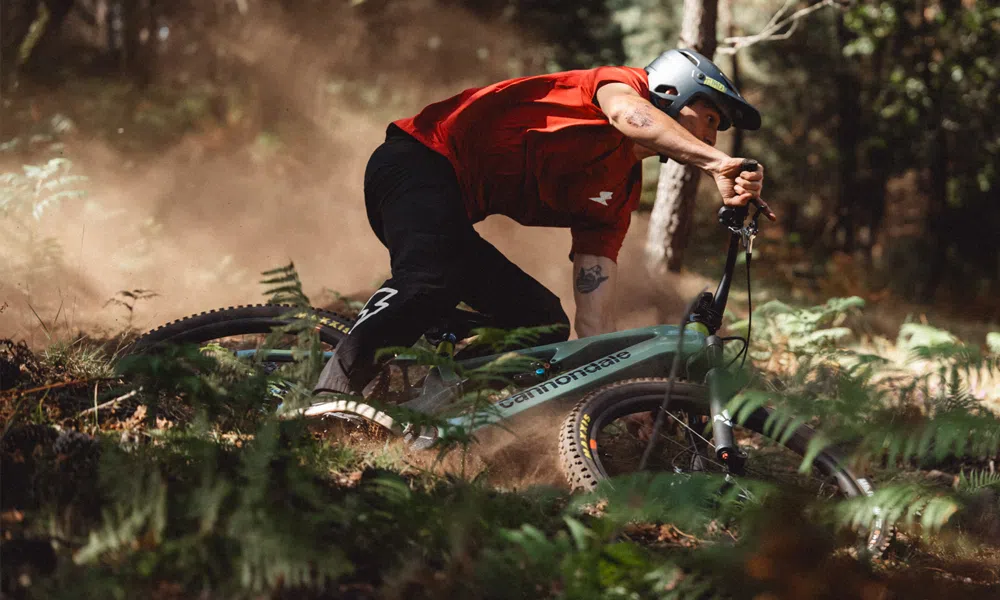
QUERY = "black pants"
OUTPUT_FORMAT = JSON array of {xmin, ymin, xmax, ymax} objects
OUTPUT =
[{"xmin": 316, "ymin": 126, "xmax": 571, "ymax": 393}]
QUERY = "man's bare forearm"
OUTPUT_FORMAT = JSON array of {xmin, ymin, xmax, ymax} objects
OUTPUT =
[
  {"xmin": 596, "ymin": 83, "xmax": 728, "ymax": 172},
  {"xmin": 611, "ymin": 94, "xmax": 727, "ymax": 169},
  {"xmin": 595, "ymin": 82, "xmax": 770, "ymax": 214}
]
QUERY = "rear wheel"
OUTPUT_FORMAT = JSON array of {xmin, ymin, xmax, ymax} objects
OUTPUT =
[
  {"xmin": 558, "ymin": 378, "xmax": 887, "ymax": 554},
  {"xmin": 127, "ymin": 303, "xmax": 352, "ymax": 359},
  {"xmin": 125, "ymin": 303, "xmax": 355, "ymax": 415}
]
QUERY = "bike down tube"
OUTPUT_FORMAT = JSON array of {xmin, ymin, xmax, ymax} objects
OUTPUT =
[{"xmin": 442, "ymin": 330, "xmax": 707, "ymax": 432}]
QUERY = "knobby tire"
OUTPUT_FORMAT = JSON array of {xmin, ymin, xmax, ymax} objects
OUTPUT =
[{"xmin": 126, "ymin": 303, "xmax": 353, "ymax": 354}]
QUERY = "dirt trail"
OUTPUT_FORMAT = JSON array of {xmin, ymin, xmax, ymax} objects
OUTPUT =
[{"xmin": 328, "ymin": 401, "xmax": 584, "ymax": 492}]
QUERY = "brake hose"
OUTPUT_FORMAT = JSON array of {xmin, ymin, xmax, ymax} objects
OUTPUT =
[
  {"xmin": 638, "ymin": 289, "xmax": 704, "ymax": 472},
  {"xmin": 739, "ymin": 250, "xmax": 753, "ymax": 369}
]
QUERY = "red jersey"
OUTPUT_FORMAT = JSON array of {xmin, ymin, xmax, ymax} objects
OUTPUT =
[{"xmin": 393, "ymin": 66, "xmax": 649, "ymax": 262}]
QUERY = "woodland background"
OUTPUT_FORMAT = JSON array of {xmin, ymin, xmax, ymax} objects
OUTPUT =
[
  {"xmin": 1, "ymin": 0, "xmax": 998, "ymax": 341},
  {"xmin": 2, "ymin": 1, "xmax": 1000, "ymax": 599}
]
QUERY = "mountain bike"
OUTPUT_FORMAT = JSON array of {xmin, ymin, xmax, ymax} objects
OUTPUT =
[{"xmin": 129, "ymin": 188, "xmax": 887, "ymax": 554}]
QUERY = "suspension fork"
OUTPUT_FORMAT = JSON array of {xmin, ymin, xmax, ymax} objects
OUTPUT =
[{"xmin": 704, "ymin": 336, "xmax": 746, "ymax": 473}]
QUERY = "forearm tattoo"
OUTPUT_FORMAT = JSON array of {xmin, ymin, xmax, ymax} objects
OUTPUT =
[
  {"xmin": 576, "ymin": 265, "xmax": 610, "ymax": 294},
  {"xmin": 624, "ymin": 104, "xmax": 654, "ymax": 128}
]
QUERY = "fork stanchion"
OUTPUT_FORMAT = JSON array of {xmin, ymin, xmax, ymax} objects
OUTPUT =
[{"xmin": 706, "ymin": 367, "xmax": 738, "ymax": 464}]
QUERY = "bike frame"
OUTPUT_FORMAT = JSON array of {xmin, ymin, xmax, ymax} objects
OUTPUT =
[
  {"xmin": 441, "ymin": 325, "xmax": 710, "ymax": 429},
  {"xmin": 246, "ymin": 325, "xmax": 711, "ymax": 427}
]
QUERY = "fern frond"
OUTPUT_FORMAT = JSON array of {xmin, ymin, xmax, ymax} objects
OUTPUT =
[
  {"xmin": 573, "ymin": 472, "xmax": 775, "ymax": 531},
  {"xmin": 468, "ymin": 324, "xmax": 569, "ymax": 353},
  {"xmin": 834, "ymin": 483, "xmax": 959, "ymax": 534},
  {"xmin": 375, "ymin": 345, "xmax": 468, "ymax": 372},
  {"xmin": 260, "ymin": 263, "xmax": 310, "ymax": 306},
  {"xmin": 75, "ymin": 469, "xmax": 169, "ymax": 564},
  {"xmin": 858, "ymin": 409, "xmax": 1000, "ymax": 465},
  {"xmin": 987, "ymin": 333, "xmax": 1000, "ymax": 355},
  {"xmin": 956, "ymin": 469, "xmax": 1000, "ymax": 494},
  {"xmin": 897, "ymin": 323, "xmax": 958, "ymax": 352}
]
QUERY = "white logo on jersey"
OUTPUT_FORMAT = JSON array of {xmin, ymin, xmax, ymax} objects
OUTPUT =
[
  {"xmin": 354, "ymin": 287, "xmax": 398, "ymax": 326},
  {"xmin": 590, "ymin": 191, "xmax": 613, "ymax": 206}
]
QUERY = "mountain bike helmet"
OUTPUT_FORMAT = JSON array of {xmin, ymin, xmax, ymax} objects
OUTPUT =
[{"xmin": 645, "ymin": 48, "xmax": 761, "ymax": 131}]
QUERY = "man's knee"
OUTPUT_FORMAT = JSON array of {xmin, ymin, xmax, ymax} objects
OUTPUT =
[
  {"xmin": 548, "ymin": 304, "xmax": 571, "ymax": 342},
  {"xmin": 523, "ymin": 294, "xmax": 570, "ymax": 343}
]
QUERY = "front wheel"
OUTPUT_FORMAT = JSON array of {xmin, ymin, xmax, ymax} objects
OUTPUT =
[{"xmin": 558, "ymin": 378, "xmax": 887, "ymax": 554}]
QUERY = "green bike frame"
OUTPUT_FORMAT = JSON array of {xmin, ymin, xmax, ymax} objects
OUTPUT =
[
  {"xmin": 272, "ymin": 323, "xmax": 709, "ymax": 430},
  {"xmin": 433, "ymin": 325, "xmax": 709, "ymax": 430}
]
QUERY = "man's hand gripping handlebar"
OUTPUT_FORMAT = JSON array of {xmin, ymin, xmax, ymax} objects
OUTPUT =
[{"xmin": 719, "ymin": 160, "xmax": 770, "ymax": 255}]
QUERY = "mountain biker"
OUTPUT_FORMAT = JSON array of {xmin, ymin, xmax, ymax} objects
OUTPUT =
[{"xmin": 315, "ymin": 48, "xmax": 771, "ymax": 398}]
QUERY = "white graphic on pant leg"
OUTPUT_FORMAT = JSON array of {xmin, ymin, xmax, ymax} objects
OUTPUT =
[
  {"xmin": 353, "ymin": 287, "xmax": 398, "ymax": 327},
  {"xmin": 590, "ymin": 191, "xmax": 613, "ymax": 206}
]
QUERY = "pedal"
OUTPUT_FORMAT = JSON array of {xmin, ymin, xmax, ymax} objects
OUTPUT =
[
  {"xmin": 399, "ymin": 366, "xmax": 462, "ymax": 415},
  {"xmin": 296, "ymin": 392, "xmax": 368, "ymax": 423},
  {"xmin": 322, "ymin": 411, "xmax": 365, "ymax": 423},
  {"xmin": 403, "ymin": 425, "xmax": 439, "ymax": 450}
]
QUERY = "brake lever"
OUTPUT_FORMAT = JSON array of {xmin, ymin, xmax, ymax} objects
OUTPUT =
[
  {"xmin": 720, "ymin": 205, "xmax": 762, "ymax": 253},
  {"xmin": 745, "ymin": 207, "xmax": 763, "ymax": 255}
]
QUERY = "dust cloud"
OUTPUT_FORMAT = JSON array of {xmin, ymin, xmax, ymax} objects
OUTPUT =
[
  {"xmin": 2, "ymin": 1, "xmax": 703, "ymax": 345},
  {"xmin": 353, "ymin": 402, "xmax": 580, "ymax": 492}
]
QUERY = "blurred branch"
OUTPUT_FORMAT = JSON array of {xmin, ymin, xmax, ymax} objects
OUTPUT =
[
  {"xmin": 718, "ymin": 0, "xmax": 837, "ymax": 55},
  {"xmin": 77, "ymin": 388, "xmax": 141, "ymax": 417},
  {"xmin": 18, "ymin": 2, "xmax": 51, "ymax": 65}
]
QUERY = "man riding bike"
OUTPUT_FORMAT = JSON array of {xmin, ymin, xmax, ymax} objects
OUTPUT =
[{"xmin": 314, "ymin": 48, "xmax": 771, "ymax": 398}]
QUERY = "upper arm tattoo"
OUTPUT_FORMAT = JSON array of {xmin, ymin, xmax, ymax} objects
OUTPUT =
[
  {"xmin": 624, "ymin": 103, "xmax": 655, "ymax": 128},
  {"xmin": 576, "ymin": 265, "xmax": 610, "ymax": 294}
]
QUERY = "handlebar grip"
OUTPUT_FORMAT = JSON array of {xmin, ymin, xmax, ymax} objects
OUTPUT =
[
  {"xmin": 736, "ymin": 158, "xmax": 775, "ymax": 221},
  {"xmin": 719, "ymin": 160, "xmax": 758, "ymax": 227}
]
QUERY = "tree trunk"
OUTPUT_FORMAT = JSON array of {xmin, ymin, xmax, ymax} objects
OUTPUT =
[
  {"xmin": 644, "ymin": 0, "xmax": 718, "ymax": 274},
  {"xmin": 0, "ymin": 0, "xmax": 42, "ymax": 93},
  {"xmin": 721, "ymin": 0, "xmax": 742, "ymax": 158},
  {"xmin": 919, "ymin": 0, "xmax": 960, "ymax": 303},
  {"xmin": 832, "ymin": 13, "xmax": 861, "ymax": 253}
]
